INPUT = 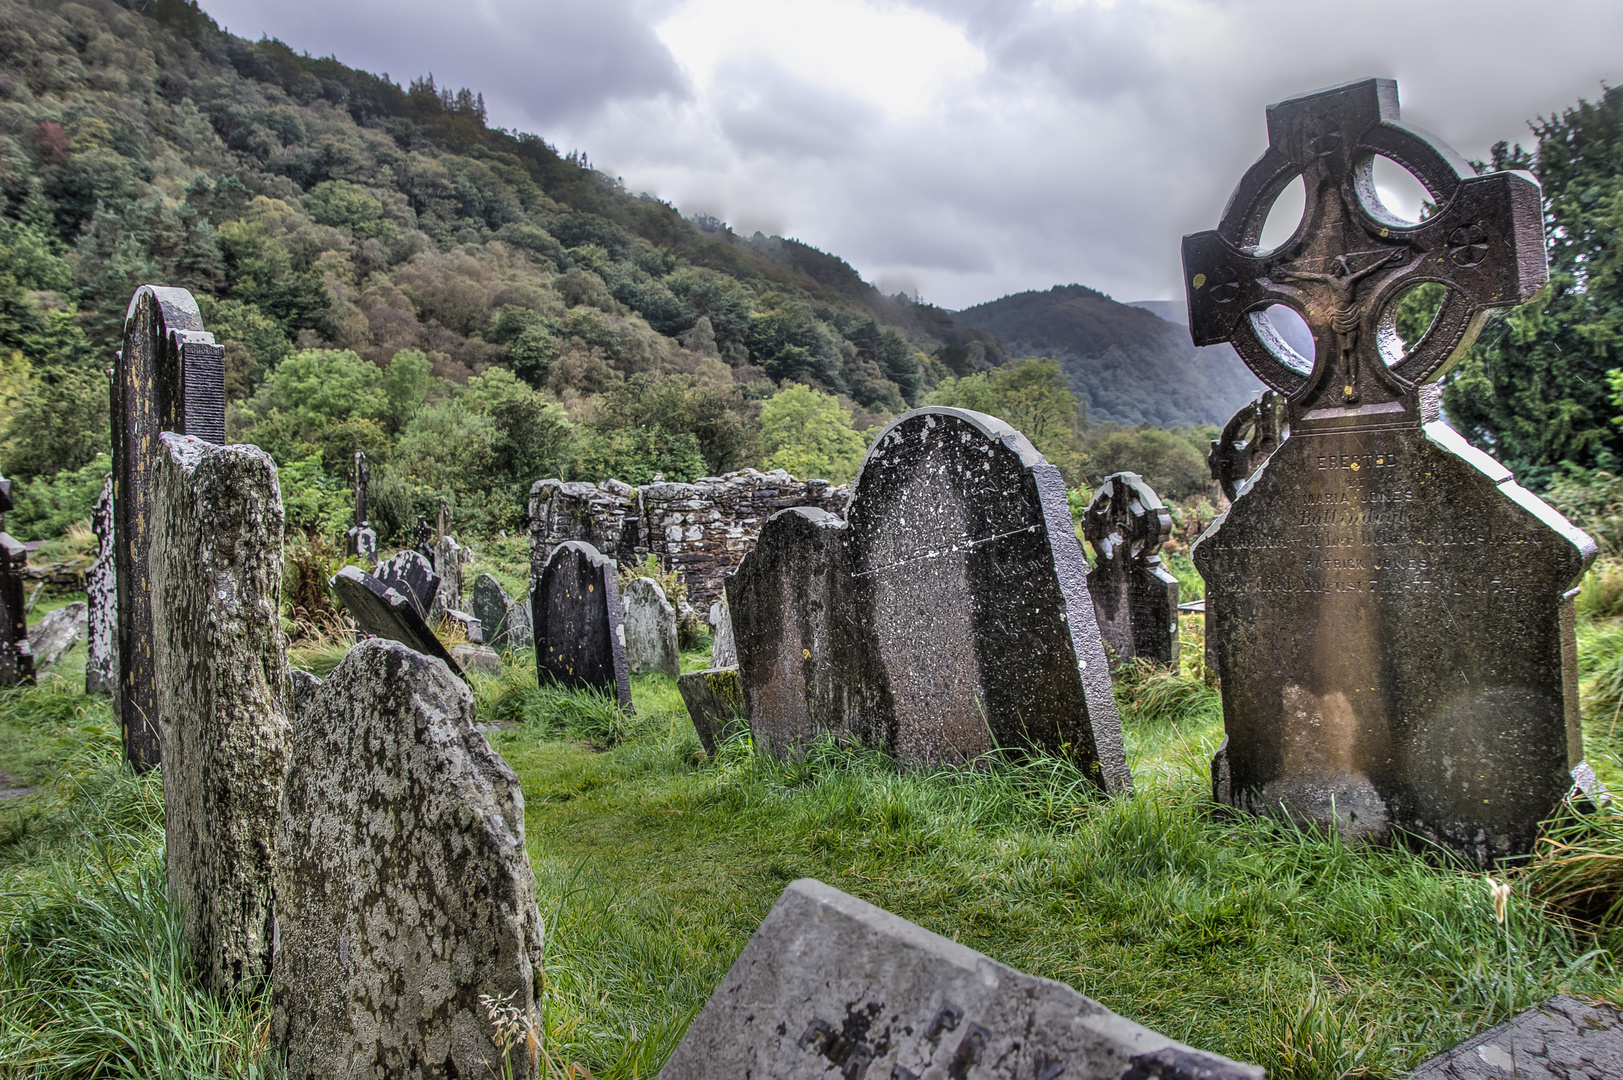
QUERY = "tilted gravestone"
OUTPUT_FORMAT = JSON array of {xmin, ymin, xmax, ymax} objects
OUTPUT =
[
  {"xmin": 272, "ymin": 639, "xmax": 545, "ymax": 1080},
  {"xmin": 534, "ymin": 540, "xmax": 634, "ymax": 711},
  {"xmin": 470, "ymin": 572, "xmax": 532, "ymax": 650},
  {"xmin": 0, "ymin": 473, "xmax": 32, "ymax": 686},
  {"xmin": 113, "ymin": 286, "xmax": 226, "ymax": 769},
  {"xmin": 86, "ymin": 474, "xmax": 117, "ymax": 695},
  {"xmin": 28, "ymin": 601, "xmax": 86, "ymax": 671},
  {"xmin": 659, "ymin": 878, "xmax": 1263, "ymax": 1080},
  {"xmin": 1210, "ymin": 390, "xmax": 1288, "ymax": 503},
  {"xmin": 151, "ymin": 433, "xmax": 291, "ymax": 995},
  {"xmin": 1084, "ymin": 473, "xmax": 1180, "ymax": 669},
  {"xmin": 727, "ymin": 408, "xmax": 1129, "ymax": 784},
  {"xmin": 330, "ymin": 566, "xmax": 465, "ymax": 679},
  {"xmin": 622, "ymin": 576, "xmax": 680, "ymax": 677},
  {"xmin": 374, "ymin": 548, "xmax": 439, "ymax": 621},
  {"xmin": 345, "ymin": 450, "xmax": 376, "ymax": 559},
  {"xmin": 677, "ymin": 667, "xmax": 747, "ymax": 756},
  {"xmin": 1412, "ymin": 994, "xmax": 1623, "ymax": 1079},
  {"xmin": 1184, "ymin": 79, "xmax": 1594, "ymax": 863}
]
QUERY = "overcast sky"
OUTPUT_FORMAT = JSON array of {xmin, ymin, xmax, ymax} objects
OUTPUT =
[{"xmin": 202, "ymin": 0, "xmax": 1623, "ymax": 310}]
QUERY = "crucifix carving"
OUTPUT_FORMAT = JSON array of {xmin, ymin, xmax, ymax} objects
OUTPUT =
[{"xmin": 1183, "ymin": 78, "xmax": 1546, "ymax": 427}]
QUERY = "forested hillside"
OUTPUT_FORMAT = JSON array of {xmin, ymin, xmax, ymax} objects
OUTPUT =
[
  {"xmin": 0, "ymin": 0, "xmax": 1008, "ymax": 540},
  {"xmin": 950, "ymin": 285, "xmax": 1260, "ymax": 428}
]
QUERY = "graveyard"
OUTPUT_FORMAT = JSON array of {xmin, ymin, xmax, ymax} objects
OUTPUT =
[{"xmin": 6, "ymin": 2, "xmax": 1623, "ymax": 1077}]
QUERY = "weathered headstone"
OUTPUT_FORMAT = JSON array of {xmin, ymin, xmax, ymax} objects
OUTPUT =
[
  {"xmin": 413, "ymin": 513, "xmax": 435, "ymax": 562},
  {"xmin": 271, "ymin": 639, "xmax": 545, "ymax": 1080},
  {"xmin": 429, "ymin": 534, "xmax": 465, "ymax": 627},
  {"xmin": 533, "ymin": 540, "xmax": 633, "ymax": 711},
  {"xmin": 1412, "ymin": 995, "xmax": 1623, "ymax": 1079},
  {"xmin": 345, "ymin": 450, "xmax": 376, "ymax": 559},
  {"xmin": 445, "ymin": 608, "xmax": 482, "ymax": 643},
  {"xmin": 727, "ymin": 408, "xmax": 1129, "ymax": 783},
  {"xmin": 1210, "ymin": 390, "xmax": 1288, "ymax": 503},
  {"xmin": 471, "ymin": 572, "xmax": 532, "ymax": 650},
  {"xmin": 330, "ymin": 566, "xmax": 465, "ymax": 679},
  {"xmin": 677, "ymin": 667, "xmax": 747, "ymax": 756},
  {"xmin": 708, "ymin": 597, "xmax": 737, "ymax": 667},
  {"xmin": 113, "ymin": 285, "xmax": 226, "ymax": 770},
  {"xmin": 151, "ymin": 433, "xmax": 291, "ymax": 995},
  {"xmin": 86, "ymin": 474, "xmax": 117, "ymax": 695},
  {"xmin": 374, "ymin": 549, "xmax": 439, "ymax": 621},
  {"xmin": 1184, "ymin": 79, "xmax": 1592, "ymax": 863},
  {"xmin": 0, "ymin": 474, "xmax": 32, "ymax": 686},
  {"xmin": 450, "ymin": 642, "xmax": 502, "ymax": 677},
  {"xmin": 659, "ymin": 878, "xmax": 1263, "ymax": 1080},
  {"xmin": 1084, "ymin": 473, "xmax": 1180, "ymax": 668},
  {"xmin": 28, "ymin": 601, "xmax": 86, "ymax": 670},
  {"xmin": 622, "ymin": 576, "xmax": 679, "ymax": 677}
]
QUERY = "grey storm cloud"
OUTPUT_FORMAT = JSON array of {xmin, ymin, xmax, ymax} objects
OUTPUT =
[{"xmin": 203, "ymin": 0, "xmax": 1623, "ymax": 310}]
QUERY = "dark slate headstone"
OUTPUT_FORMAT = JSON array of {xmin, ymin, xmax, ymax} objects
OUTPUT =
[
  {"xmin": 113, "ymin": 285, "xmax": 226, "ymax": 770},
  {"xmin": 1084, "ymin": 472, "xmax": 1180, "ymax": 669},
  {"xmin": 677, "ymin": 667, "xmax": 747, "ymax": 756},
  {"xmin": 1184, "ymin": 79, "xmax": 1593, "ymax": 863},
  {"xmin": 330, "ymin": 566, "xmax": 465, "ymax": 680},
  {"xmin": 533, "ymin": 540, "xmax": 633, "ymax": 711},
  {"xmin": 658, "ymin": 878, "xmax": 1264, "ymax": 1080},
  {"xmin": 0, "ymin": 474, "xmax": 32, "ymax": 686},
  {"xmin": 727, "ymin": 408, "xmax": 1128, "ymax": 785},
  {"xmin": 86, "ymin": 473, "xmax": 117, "ymax": 696},
  {"xmin": 1412, "ymin": 995, "xmax": 1623, "ymax": 1079},
  {"xmin": 470, "ymin": 572, "xmax": 531, "ymax": 650},
  {"xmin": 374, "ymin": 549, "xmax": 439, "ymax": 622}
]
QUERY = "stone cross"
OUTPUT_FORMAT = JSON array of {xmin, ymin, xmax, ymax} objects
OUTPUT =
[
  {"xmin": 1184, "ymin": 79, "xmax": 1595, "ymax": 864},
  {"xmin": 1083, "ymin": 473, "xmax": 1180, "ymax": 668},
  {"xmin": 0, "ymin": 473, "xmax": 33, "ymax": 685},
  {"xmin": 345, "ymin": 450, "xmax": 375, "ymax": 559},
  {"xmin": 112, "ymin": 286, "xmax": 226, "ymax": 770},
  {"xmin": 1209, "ymin": 390, "xmax": 1288, "ymax": 503}
]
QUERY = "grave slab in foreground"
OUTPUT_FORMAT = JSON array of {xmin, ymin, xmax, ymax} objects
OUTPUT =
[
  {"xmin": 659, "ymin": 878, "xmax": 1263, "ymax": 1080},
  {"xmin": 1411, "ymin": 995, "xmax": 1623, "ymax": 1080}
]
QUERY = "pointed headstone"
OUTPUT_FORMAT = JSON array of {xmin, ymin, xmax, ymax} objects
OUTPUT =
[
  {"xmin": 533, "ymin": 540, "xmax": 633, "ymax": 711},
  {"xmin": 271, "ymin": 639, "xmax": 545, "ymax": 1080},
  {"xmin": 86, "ymin": 473, "xmax": 118, "ymax": 696},
  {"xmin": 1184, "ymin": 79, "xmax": 1593, "ymax": 863},
  {"xmin": 151, "ymin": 433, "xmax": 291, "ymax": 994},
  {"xmin": 112, "ymin": 285, "xmax": 226, "ymax": 769},
  {"xmin": 470, "ymin": 572, "xmax": 532, "ymax": 650}
]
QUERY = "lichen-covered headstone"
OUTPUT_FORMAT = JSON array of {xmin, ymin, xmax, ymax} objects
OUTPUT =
[
  {"xmin": 1084, "ymin": 473, "xmax": 1180, "ymax": 668},
  {"xmin": 113, "ymin": 286, "xmax": 226, "ymax": 770},
  {"xmin": 374, "ymin": 549, "xmax": 439, "ymax": 622},
  {"xmin": 623, "ymin": 576, "xmax": 679, "ymax": 677},
  {"xmin": 534, "ymin": 540, "xmax": 633, "ymax": 710},
  {"xmin": 658, "ymin": 878, "xmax": 1263, "ymax": 1080},
  {"xmin": 677, "ymin": 667, "xmax": 747, "ymax": 755},
  {"xmin": 708, "ymin": 598, "xmax": 736, "ymax": 667},
  {"xmin": 727, "ymin": 407, "xmax": 1128, "ymax": 784},
  {"xmin": 1411, "ymin": 994, "xmax": 1623, "ymax": 1079},
  {"xmin": 330, "ymin": 566, "xmax": 465, "ymax": 679},
  {"xmin": 151, "ymin": 433, "xmax": 291, "ymax": 995},
  {"xmin": 28, "ymin": 601, "xmax": 86, "ymax": 670},
  {"xmin": 0, "ymin": 473, "xmax": 31, "ymax": 686},
  {"xmin": 470, "ymin": 572, "xmax": 531, "ymax": 650},
  {"xmin": 86, "ymin": 474, "xmax": 117, "ymax": 696},
  {"xmin": 1184, "ymin": 79, "xmax": 1592, "ymax": 863},
  {"xmin": 429, "ymin": 534, "xmax": 465, "ymax": 627},
  {"xmin": 271, "ymin": 639, "xmax": 545, "ymax": 1080}
]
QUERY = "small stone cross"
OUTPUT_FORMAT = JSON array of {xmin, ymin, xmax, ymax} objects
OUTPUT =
[
  {"xmin": 350, "ymin": 450, "xmax": 369, "ymax": 528},
  {"xmin": 1183, "ymin": 79, "xmax": 1545, "ymax": 425},
  {"xmin": 1083, "ymin": 473, "xmax": 1171, "ymax": 570}
]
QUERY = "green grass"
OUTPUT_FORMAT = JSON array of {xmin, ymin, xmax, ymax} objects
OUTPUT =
[{"xmin": 4, "ymin": 642, "xmax": 1623, "ymax": 1078}]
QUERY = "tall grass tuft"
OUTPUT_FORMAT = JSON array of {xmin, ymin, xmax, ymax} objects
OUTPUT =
[
  {"xmin": 477, "ymin": 660, "xmax": 641, "ymax": 747},
  {"xmin": 1579, "ymin": 558, "xmax": 1623, "ymax": 620},
  {"xmin": 1524, "ymin": 797, "xmax": 1623, "ymax": 943}
]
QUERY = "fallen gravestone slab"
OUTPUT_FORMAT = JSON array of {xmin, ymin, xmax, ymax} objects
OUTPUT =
[
  {"xmin": 727, "ymin": 407, "xmax": 1128, "ymax": 784},
  {"xmin": 677, "ymin": 667, "xmax": 747, "ymax": 755},
  {"xmin": 272, "ymin": 639, "xmax": 545, "ymax": 1080},
  {"xmin": 28, "ymin": 601, "xmax": 86, "ymax": 670},
  {"xmin": 152, "ymin": 433, "xmax": 291, "ymax": 995},
  {"xmin": 708, "ymin": 598, "xmax": 736, "ymax": 667},
  {"xmin": 534, "ymin": 540, "xmax": 633, "ymax": 711},
  {"xmin": 623, "ymin": 576, "xmax": 679, "ymax": 677},
  {"xmin": 330, "ymin": 566, "xmax": 464, "ymax": 679},
  {"xmin": 1411, "ymin": 995, "xmax": 1623, "ymax": 1080},
  {"xmin": 1184, "ymin": 79, "xmax": 1590, "ymax": 864},
  {"xmin": 1084, "ymin": 473, "xmax": 1180, "ymax": 669},
  {"xmin": 86, "ymin": 474, "xmax": 117, "ymax": 695},
  {"xmin": 658, "ymin": 878, "xmax": 1263, "ymax": 1080},
  {"xmin": 373, "ymin": 549, "xmax": 439, "ymax": 621},
  {"xmin": 471, "ymin": 572, "xmax": 532, "ymax": 650}
]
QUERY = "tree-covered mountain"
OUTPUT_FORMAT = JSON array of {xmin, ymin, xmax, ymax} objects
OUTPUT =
[
  {"xmin": 951, "ymin": 285, "xmax": 1260, "ymax": 429},
  {"xmin": 0, "ymin": 0, "xmax": 1008, "ymax": 538}
]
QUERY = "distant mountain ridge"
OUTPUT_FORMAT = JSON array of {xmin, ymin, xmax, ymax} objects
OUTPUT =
[{"xmin": 952, "ymin": 285, "xmax": 1261, "ymax": 429}]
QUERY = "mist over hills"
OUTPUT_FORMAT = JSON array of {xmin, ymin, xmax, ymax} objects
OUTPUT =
[{"xmin": 951, "ymin": 285, "xmax": 1261, "ymax": 429}]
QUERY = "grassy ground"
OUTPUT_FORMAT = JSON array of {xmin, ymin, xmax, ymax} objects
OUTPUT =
[{"xmin": 4, "ymin": 588, "xmax": 1623, "ymax": 1077}]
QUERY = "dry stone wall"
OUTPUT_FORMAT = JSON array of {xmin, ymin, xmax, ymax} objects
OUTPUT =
[{"xmin": 528, "ymin": 469, "xmax": 848, "ymax": 611}]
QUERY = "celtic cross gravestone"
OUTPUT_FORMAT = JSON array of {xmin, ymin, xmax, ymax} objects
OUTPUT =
[
  {"xmin": 346, "ymin": 450, "xmax": 375, "ymax": 559},
  {"xmin": 1184, "ymin": 79, "xmax": 1595, "ymax": 864},
  {"xmin": 112, "ymin": 286, "xmax": 226, "ymax": 770},
  {"xmin": 1083, "ymin": 473, "xmax": 1180, "ymax": 668}
]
